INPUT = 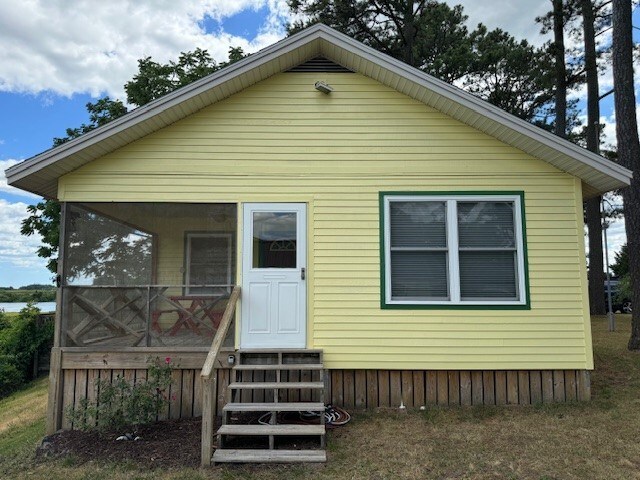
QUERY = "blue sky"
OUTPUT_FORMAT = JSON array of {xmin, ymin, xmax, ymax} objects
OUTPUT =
[{"xmin": 0, "ymin": 1, "xmax": 635, "ymax": 287}]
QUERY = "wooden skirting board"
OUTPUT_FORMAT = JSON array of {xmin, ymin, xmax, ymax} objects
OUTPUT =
[
  {"xmin": 58, "ymin": 366, "xmax": 232, "ymax": 430},
  {"xmin": 326, "ymin": 369, "xmax": 590, "ymax": 408},
  {"xmin": 48, "ymin": 350, "xmax": 591, "ymax": 432},
  {"xmin": 47, "ymin": 347, "xmax": 233, "ymax": 433}
]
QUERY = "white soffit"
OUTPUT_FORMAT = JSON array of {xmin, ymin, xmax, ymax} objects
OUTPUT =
[{"xmin": 5, "ymin": 24, "xmax": 632, "ymax": 199}]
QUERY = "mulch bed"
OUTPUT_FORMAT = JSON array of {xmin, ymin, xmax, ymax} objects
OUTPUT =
[
  {"xmin": 35, "ymin": 413, "xmax": 326, "ymax": 469},
  {"xmin": 36, "ymin": 416, "xmax": 210, "ymax": 469}
]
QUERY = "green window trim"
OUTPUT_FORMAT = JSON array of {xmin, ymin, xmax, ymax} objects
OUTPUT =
[{"xmin": 379, "ymin": 191, "xmax": 531, "ymax": 310}]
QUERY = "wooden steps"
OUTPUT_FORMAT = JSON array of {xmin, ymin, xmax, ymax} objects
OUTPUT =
[
  {"xmin": 233, "ymin": 364, "xmax": 324, "ymax": 370},
  {"xmin": 223, "ymin": 402, "xmax": 324, "ymax": 412},
  {"xmin": 229, "ymin": 381, "xmax": 324, "ymax": 389},
  {"xmin": 212, "ymin": 349, "xmax": 326, "ymax": 465},
  {"xmin": 218, "ymin": 424, "xmax": 325, "ymax": 436},
  {"xmin": 213, "ymin": 449, "xmax": 327, "ymax": 463}
]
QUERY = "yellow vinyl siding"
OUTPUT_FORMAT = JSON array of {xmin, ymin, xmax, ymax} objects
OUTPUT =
[{"xmin": 59, "ymin": 72, "xmax": 591, "ymax": 370}]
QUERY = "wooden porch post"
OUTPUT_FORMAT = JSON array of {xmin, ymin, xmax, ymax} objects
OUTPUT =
[
  {"xmin": 46, "ymin": 202, "xmax": 67, "ymax": 435},
  {"xmin": 201, "ymin": 373, "xmax": 217, "ymax": 466}
]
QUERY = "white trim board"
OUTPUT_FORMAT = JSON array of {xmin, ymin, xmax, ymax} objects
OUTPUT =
[{"xmin": 5, "ymin": 24, "xmax": 631, "ymax": 199}]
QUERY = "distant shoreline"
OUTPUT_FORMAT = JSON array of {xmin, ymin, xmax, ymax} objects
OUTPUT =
[{"xmin": 0, "ymin": 301, "xmax": 57, "ymax": 313}]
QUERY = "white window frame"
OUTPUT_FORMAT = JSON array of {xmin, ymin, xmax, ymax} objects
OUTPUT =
[
  {"xmin": 383, "ymin": 194, "xmax": 527, "ymax": 306},
  {"xmin": 185, "ymin": 232, "xmax": 233, "ymax": 296}
]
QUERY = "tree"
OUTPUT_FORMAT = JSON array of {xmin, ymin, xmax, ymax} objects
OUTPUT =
[
  {"xmin": 21, "ymin": 47, "xmax": 245, "ymax": 276},
  {"xmin": 581, "ymin": 0, "xmax": 606, "ymax": 315},
  {"xmin": 537, "ymin": 0, "xmax": 586, "ymax": 137},
  {"xmin": 552, "ymin": 0, "xmax": 568, "ymax": 137},
  {"xmin": 539, "ymin": 0, "xmax": 572, "ymax": 137},
  {"xmin": 124, "ymin": 48, "xmax": 220, "ymax": 106},
  {"xmin": 288, "ymin": 0, "xmax": 475, "ymax": 82},
  {"xmin": 53, "ymin": 97, "xmax": 127, "ymax": 147},
  {"xmin": 611, "ymin": 0, "xmax": 640, "ymax": 349},
  {"xmin": 21, "ymin": 98, "xmax": 128, "ymax": 278},
  {"xmin": 463, "ymin": 26, "xmax": 555, "ymax": 122},
  {"xmin": 611, "ymin": 244, "xmax": 628, "ymax": 277},
  {"xmin": 289, "ymin": 0, "xmax": 556, "ymax": 123}
]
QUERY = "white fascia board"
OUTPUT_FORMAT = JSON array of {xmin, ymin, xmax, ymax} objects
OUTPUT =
[
  {"xmin": 5, "ymin": 25, "xmax": 326, "ymax": 184},
  {"xmin": 315, "ymin": 27, "xmax": 632, "ymax": 187},
  {"xmin": 5, "ymin": 23, "xmax": 632, "ymax": 194}
]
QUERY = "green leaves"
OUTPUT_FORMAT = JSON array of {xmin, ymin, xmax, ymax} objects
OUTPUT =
[
  {"xmin": 24, "ymin": 46, "xmax": 247, "ymax": 275},
  {"xmin": 288, "ymin": 0, "xmax": 555, "ymax": 122},
  {"xmin": 0, "ymin": 305, "xmax": 53, "ymax": 398},
  {"xmin": 66, "ymin": 358, "xmax": 175, "ymax": 432},
  {"xmin": 21, "ymin": 200, "xmax": 60, "ymax": 275}
]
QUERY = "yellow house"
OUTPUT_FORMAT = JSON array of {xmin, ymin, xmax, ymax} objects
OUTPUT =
[{"xmin": 5, "ymin": 24, "xmax": 632, "ymax": 465}]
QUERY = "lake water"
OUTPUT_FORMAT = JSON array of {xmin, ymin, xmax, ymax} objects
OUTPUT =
[{"xmin": 0, "ymin": 302, "xmax": 57, "ymax": 313}]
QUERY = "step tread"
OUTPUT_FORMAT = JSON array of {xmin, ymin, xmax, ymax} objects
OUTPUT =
[
  {"xmin": 234, "ymin": 364, "xmax": 324, "ymax": 370},
  {"xmin": 218, "ymin": 424, "xmax": 325, "ymax": 436},
  {"xmin": 224, "ymin": 402, "xmax": 325, "ymax": 412},
  {"xmin": 213, "ymin": 449, "xmax": 326, "ymax": 463},
  {"xmin": 229, "ymin": 381, "xmax": 324, "ymax": 389}
]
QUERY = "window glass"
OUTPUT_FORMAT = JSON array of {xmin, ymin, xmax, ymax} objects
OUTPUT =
[
  {"xmin": 458, "ymin": 202, "xmax": 515, "ymax": 248},
  {"xmin": 187, "ymin": 234, "xmax": 232, "ymax": 295},
  {"xmin": 391, "ymin": 251, "xmax": 448, "ymax": 299},
  {"xmin": 459, "ymin": 251, "xmax": 517, "ymax": 299},
  {"xmin": 390, "ymin": 201, "xmax": 446, "ymax": 248},
  {"xmin": 252, "ymin": 212, "xmax": 297, "ymax": 268},
  {"xmin": 384, "ymin": 195, "xmax": 525, "ymax": 306}
]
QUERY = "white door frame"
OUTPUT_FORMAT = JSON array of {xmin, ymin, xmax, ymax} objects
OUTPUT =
[{"xmin": 240, "ymin": 203, "xmax": 307, "ymax": 348}]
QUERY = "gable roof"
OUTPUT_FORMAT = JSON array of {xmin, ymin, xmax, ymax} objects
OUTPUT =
[{"xmin": 6, "ymin": 23, "xmax": 632, "ymax": 199}]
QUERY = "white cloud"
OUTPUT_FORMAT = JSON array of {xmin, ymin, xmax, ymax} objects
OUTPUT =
[
  {"xmin": 0, "ymin": 1, "xmax": 292, "ymax": 100},
  {"xmin": 452, "ymin": 0, "xmax": 551, "ymax": 45},
  {"xmin": 0, "ymin": 199, "xmax": 46, "ymax": 270},
  {"xmin": 0, "ymin": 159, "xmax": 40, "ymax": 199}
]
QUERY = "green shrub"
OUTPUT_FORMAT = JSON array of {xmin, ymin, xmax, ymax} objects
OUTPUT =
[
  {"xmin": 616, "ymin": 274, "xmax": 632, "ymax": 305},
  {"xmin": 67, "ymin": 357, "xmax": 174, "ymax": 432},
  {"xmin": 0, "ymin": 304, "xmax": 54, "ymax": 397}
]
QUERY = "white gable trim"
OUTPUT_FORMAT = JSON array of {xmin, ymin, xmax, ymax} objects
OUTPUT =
[{"xmin": 5, "ymin": 24, "xmax": 632, "ymax": 199}]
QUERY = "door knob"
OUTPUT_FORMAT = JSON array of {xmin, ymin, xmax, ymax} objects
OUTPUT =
[{"xmin": 301, "ymin": 268, "xmax": 306, "ymax": 280}]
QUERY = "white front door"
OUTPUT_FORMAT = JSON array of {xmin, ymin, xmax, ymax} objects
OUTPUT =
[{"xmin": 241, "ymin": 203, "xmax": 306, "ymax": 348}]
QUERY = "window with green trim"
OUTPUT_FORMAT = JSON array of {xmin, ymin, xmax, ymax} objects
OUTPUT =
[{"xmin": 381, "ymin": 193, "xmax": 528, "ymax": 307}]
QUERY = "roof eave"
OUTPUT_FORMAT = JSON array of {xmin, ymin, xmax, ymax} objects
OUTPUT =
[{"xmin": 5, "ymin": 23, "xmax": 632, "ymax": 198}]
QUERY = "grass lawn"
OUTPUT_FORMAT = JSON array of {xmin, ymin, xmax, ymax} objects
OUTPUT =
[{"xmin": 2, "ymin": 315, "xmax": 640, "ymax": 479}]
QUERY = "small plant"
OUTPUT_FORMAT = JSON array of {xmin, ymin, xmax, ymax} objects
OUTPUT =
[{"xmin": 67, "ymin": 356, "xmax": 175, "ymax": 431}]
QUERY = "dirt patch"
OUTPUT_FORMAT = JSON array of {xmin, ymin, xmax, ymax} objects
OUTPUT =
[{"xmin": 36, "ymin": 416, "xmax": 209, "ymax": 469}]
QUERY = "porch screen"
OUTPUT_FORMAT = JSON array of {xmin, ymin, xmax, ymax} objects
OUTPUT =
[{"xmin": 61, "ymin": 203, "xmax": 237, "ymax": 348}]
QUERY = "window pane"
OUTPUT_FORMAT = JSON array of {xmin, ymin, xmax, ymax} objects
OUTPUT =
[
  {"xmin": 252, "ymin": 212, "xmax": 297, "ymax": 268},
  {"xmin": 188, "ymin": 235, "xmax": 231, "ymax": 295},
  {"xmin": 459, "ymin": 251, "xmax": 517, "ymax": 299},
  {"xmin": 390, "ymin": 201, "xmax": 446, "ymax": 248},
  {"xmin": 458, "ymin": 202, "xmax": 515, "ymax": 248},
  {"xmin": 390, "ymin": 251, "xmax": 448, "ymax": 299}
]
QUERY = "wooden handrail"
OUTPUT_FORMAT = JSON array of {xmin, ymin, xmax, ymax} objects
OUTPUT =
[
  {"xmin": 201, "ymin": 285, "xmax": 240, "ymax": 466},
  {"xmin": 201, "ymin": 285, "xmax": 240, "ymax": 380}
]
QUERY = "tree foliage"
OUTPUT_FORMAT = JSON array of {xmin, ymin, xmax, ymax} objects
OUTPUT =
[
  {"xmin": 53, "ymin": 98, "xmax": 128, "ymax": 147},
  {"xmin": 611, "ymin": 0, "xmax": 640, "ymax": 348},
  {"xmin": 288, "ymin": 0, "xmax": 555, "ymax": 122},
  {"xmin": 611, "ymin": 244, "xmax": 629, "ymax": 277},
  {"xmin": 463, "ymin": 26, "xmax": 554, "ymax": 122},
  {"xmin": 0, "ymin": 304, "xmax": 54, "ymax": 398},
  {"xmin": 65, "ymin": 206, "xmax": 153, "ymax": 285},
  {"xmin": 21, "ymin": 47, "xmax": 245, "ymax": 276}
]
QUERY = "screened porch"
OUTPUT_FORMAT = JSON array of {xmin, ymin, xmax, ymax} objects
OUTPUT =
[{"xmin": 58, "ymin": 202, "xmax": 238, "ymax": 348}]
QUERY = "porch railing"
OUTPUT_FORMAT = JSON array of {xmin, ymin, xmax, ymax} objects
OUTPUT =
[
  {"xmin": 201, "ymin": 285, "xmax": 240, "ymax": 467},
  {"xmin": 61, "ymin": 285, "xmax": 234, "ymax": 348}
]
